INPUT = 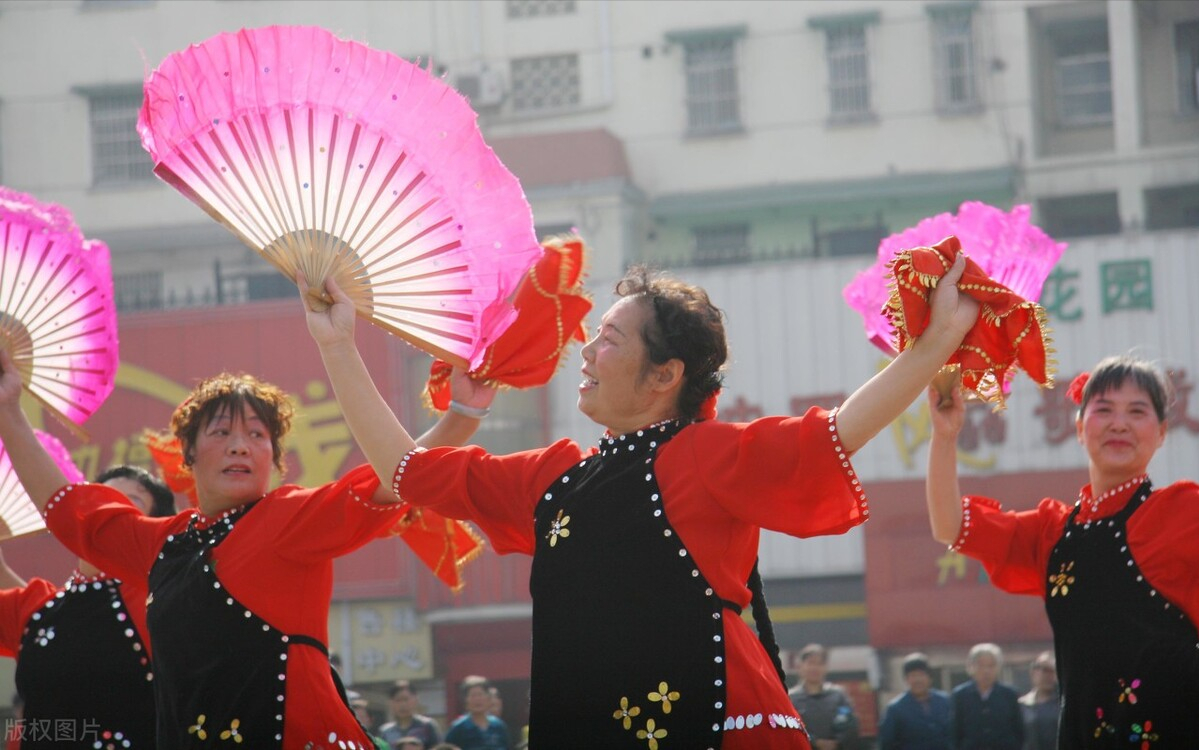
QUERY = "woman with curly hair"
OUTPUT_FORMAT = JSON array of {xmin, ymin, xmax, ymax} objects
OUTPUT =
[
  {"xmin": 0, "ymin": 360, "xmax": 491, "ymax": 750},
  {"xmin": 303, "ymin": 257, "xmax": 978, "ymax": 750}
]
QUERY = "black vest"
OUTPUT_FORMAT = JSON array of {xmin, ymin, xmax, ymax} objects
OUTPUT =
[
  {"xmin": 529, "ymin": 421, "xmax": 732, "ymax": 749},
  {"xmin": 15, "ymin": 575, "xmax": 155, "ymax": 748},
  {"xmin": 1045, "ymin": 481, "xmax": 1199, "ymax": 749}
]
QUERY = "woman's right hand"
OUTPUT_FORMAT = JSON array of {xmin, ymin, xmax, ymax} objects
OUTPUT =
[
  {"xmin": 927, "ymin": 373, "xmax": 967, "ymax": 440},
  {"xmin": 0, "ymin": 348, "xmax": 24, "ymax": 408},
  {"xmin": 299, "ymin": 272, "xmax": 357, "ymax": 349}
]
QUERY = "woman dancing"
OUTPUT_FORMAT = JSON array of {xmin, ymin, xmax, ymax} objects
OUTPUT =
[{"xmin": 302, "ymin": 256, "xmax": 978, "ymax": 749}]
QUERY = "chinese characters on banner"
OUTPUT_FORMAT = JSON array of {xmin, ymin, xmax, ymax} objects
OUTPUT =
[{"xmin": 327, "ymin": 601, "xmax": 434, "ymax": 682}]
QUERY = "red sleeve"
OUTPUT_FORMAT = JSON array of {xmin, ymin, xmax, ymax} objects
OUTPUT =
[
  {"xmin": 43, "ymin": 484, "xmax": 182, "ymax": 584},
  {"xmin": 658, "ymin": 409, "xmax": 869, "ymax": 538},
  {"xmin": 1125, "ymin": 480, "xmax": 1199, "ymax": 626},
  {"xmin": 392, "ymin": 439, "xmax": 587, "ymax": 555},
  {"xmin": 954, "ymin": 495, "xmax": 1071, "ymax": 597},
  {"xmin": 0, "ymin": 579, "xmax": 57, "ymax": 657},
  {"xmin": 272, "ymin": 464, "xmax": 407, "ymax": 562}
]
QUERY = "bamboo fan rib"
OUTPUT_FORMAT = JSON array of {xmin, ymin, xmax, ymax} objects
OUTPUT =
[
  {"xmin": 0, "ymin": 187, "xmax": 119, "ymax": 433},
  {"xmin": 139, "ymin": 26, "xmax": 541, "ymax": 369}
]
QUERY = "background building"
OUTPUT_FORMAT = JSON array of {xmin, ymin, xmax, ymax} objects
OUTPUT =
[{"xmin": 0, "ymin": 0, "xmax": 1196, "ymax": 740}]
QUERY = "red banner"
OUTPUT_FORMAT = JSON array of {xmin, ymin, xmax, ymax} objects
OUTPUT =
[{"xmin": 863, "ymin": 469, "xmax": 1087, "ymax": 648}]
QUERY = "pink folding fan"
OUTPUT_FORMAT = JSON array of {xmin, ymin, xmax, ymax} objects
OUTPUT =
[
  {"xmin": 138, "ymin": 26, "xmax": 542, "ymax": 369},
  {"xmin": 0, "ymin": 430, "xmax": 86, "ymax": 541},
  {"xmin": 0, "ymin": 186, "xmax": 119, "ymax": 436},
  {"xmin": 844, "ymin": 202, "xmax": 1066, "ymax": 356},
  {"xmin": 842, "ymin": 202, "xmax": 1066, "ymax": 405}
]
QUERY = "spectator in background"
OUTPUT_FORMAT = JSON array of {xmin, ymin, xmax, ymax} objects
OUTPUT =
[
  {"xmin": 347, "ymin": 690, "xmax": 373, "ymax": 728},
  {"xmin": 1019, "ymin": 652, "xmax": 1059, "ymax": 750},
  {"xmin": 444, "ymin": 676, "xmax": 509, "ymax": 750},
  {"xmin": 952, "ymin": 643, "xmax": 1023, "ymax": 750},
  {"xmin": 879, "ymin": 653, "xmax": 952, "ymax": 750},
  {"xmin": 379, "ymin": 679, "xmax": 442, "ymax": 748},
  {"xmin": 788, "ymin": 643, "xmax": 859, "ymax": 750},
  {"xmin": 488, "ymin": 686, "xmax": 503, "ymax": 718}
]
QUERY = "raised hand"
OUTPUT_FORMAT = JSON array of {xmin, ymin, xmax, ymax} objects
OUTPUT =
[
  {"xmin": 299, "ymin": 272, "xmax": 357, "ymax": 349},
  {"xmin": 927, "ymin": 252, "xmax": 980, "ymax": 342},
  {"xmin": 928, "ymin": 368, "xmax": 967, "ymax": 437},
  {"xmin": 0, "ymin": 348, "xmax": 24, "ymax": 408},
  {"xmin": 448, "ymin": 368, "xmax": 498, "ymax": 412}
]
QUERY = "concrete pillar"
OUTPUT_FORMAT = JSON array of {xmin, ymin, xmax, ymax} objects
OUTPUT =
[{"xmin": 1107, "ymin": 0, "xmax": 1145, "ymax": 228}]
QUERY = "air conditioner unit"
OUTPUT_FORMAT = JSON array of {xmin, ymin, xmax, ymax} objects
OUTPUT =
[{"xmin": 456, "ymin": 64, "xmax": 506, "ymax": 109}]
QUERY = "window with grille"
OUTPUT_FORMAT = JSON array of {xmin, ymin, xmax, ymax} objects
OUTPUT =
[
  {"xmin": 536, "ymin": 222, "xmax": 577, "ymax": 241},
  {"xmin": 1038, "ymin": 192, "xmax": 1120, "ymax": 238},
  {"xmin": 825, "ymin": 25, "xmax": 872, "ymax": 120},
  {"xmin": 818, "ymin": 224, "xmax": 888, "ymax": 257},
  {"xmin": 1176, "ymin": 20, "xmax": 1199, "ymax": 115},
  {"xmin": 87, "ymin": 88, "xmax": 154, "ymax": 186},
  {"xmin": 114, "ymin": 271, "xmax": 164, "ymax": 312},
  {"xmin": 1049, "ymin": 20, "xmax": 1112, "ymax": 127},
  {"xmin": 682, "ymin": 36, "xmax": 742, "ymax": 135},
  {"xmin": 510, "ymin": 54, "xmax": 580, "ymax": 113},
  {"xmin": 932, "ymin": 10, "xmax": 980, "ymax": 113},
  {"xmin": 693, "ymin": 224, "xmax": 749, "ymax": 266},
  {"xmin": 506, "ymin": 0, "xmax": 576, "ymax": 19}
]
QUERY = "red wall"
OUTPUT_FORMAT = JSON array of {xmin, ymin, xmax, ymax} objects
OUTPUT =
[{"xmin": 863, "ymin": 468, "xmax": 1088, "ymax": 648}]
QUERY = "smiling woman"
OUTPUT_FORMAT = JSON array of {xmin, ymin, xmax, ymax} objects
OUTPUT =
[
  {"xmin": 925, "ymin": 355, "xmax": 1199, "ymax": 748},
  {"xmin": 306, "ymin": 259, "xmax": 979, "ymax": 749},
  {"xmin": 0, "ymin": 357, "xmax": 493, "ymax": 750}
]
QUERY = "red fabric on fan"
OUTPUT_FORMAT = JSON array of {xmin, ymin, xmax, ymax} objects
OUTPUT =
[
  {"xmin": 382, "ymin": 506, "xmax": 485, "ymax": 592},
  {"xmin": 424, "ymin": 236, "xmax": 592, "ymax": 411},
  {"xmin": 885, "ymin": 236, "xmax": 1054, "ymax": 407}
]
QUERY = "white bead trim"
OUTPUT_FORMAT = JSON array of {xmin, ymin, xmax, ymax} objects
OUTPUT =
[
  {"xmin": 1076, "ymin": 474, "xmax": 1148, "ymax": 518},
  {"xmin": 951, "ymin": 496, "xmax": 973, "ymax": 551},
  {"xmin": 719, "ymin": 712, "xmax": 807, "ymax": 731},
  {"xmin": 391, "ymin": 447, "xmax": 428, "ymax": 500},
  {"xmin": 827, "ymin": 409, "xmax": 869, "ymax": 519},
  {"xmin": 43, "ymin": 483, "xmax": 85, "ymax": 518}
]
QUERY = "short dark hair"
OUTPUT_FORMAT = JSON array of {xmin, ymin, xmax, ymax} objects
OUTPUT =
[
  {"xmin": 390, "ymin": 679, "xmax": 415, "ymax": 698},
  {"xmin": 799, "ymin": 644, "xmax": 828, "ymax": 663},
  {"xmin": 171, "ymin": 372, "xmax": 294, "ymax": 473},
  {"xmin": 614, "ymin": 266, "xmax": 727, "ymax": 422},
  {"xmin": 902, "ymin": 652, "xmax": 932, "ymax": 676},
  {"xmin": 95, "ymin": 464, "xmax": 176, "ymax": 518},
  {"xmin": 1080, "ymin": 355, "xmax": 1170, "ymax": 422},
  {"xmin": 460, "ymin": 674, "xmax": 491, "ymax": 701}
]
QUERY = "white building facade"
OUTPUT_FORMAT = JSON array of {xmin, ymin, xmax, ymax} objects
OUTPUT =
[{"xmin": 1, "ymin": 0, "xmax": 1197, "ymax": 726}]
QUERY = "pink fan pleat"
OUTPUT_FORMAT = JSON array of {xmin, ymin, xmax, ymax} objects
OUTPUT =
[
  {"xmin": 842, "ymin": 201, "xmax": 1067, "ymax": 357},
  {"xmin": 139, "ymin": 26, "xmax": 541, "ymax": 368},
  {"xmin": 0, "ymin": 186, "xmax": 119, "ymax": 427},
  {"xmin": 0, "ymin": 429, "xmax": 86, "ymax": 541}
]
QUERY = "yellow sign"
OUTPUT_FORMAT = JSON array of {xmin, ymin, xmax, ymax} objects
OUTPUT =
[{"xmin": 329, "ymin": 600, "xmax": 434, "ymax": 683}]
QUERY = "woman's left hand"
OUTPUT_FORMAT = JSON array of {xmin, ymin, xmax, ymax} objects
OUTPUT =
[
  {"xmin": 0, "ymin": 348, "xmax": 23, "ymax": 409},
  {"xmin": 299, "ymin": 272, "xmax": 357, "ymax": 349},
  {"xmin": 448, "ymin": 367, "xmax": 498, "ymax": 411}
]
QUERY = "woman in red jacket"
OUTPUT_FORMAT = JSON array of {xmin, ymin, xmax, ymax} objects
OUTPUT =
[
  {"xmin": 0, "ymin": 359, "xmax": 490, "ymax": 750},
  {"xmin": 926, "ymin": 355, "xmax": 1199, "ymax": 749},
  {"xmin": 303, "ymin": 257, "xmax": 978, "ymax": 750}
]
